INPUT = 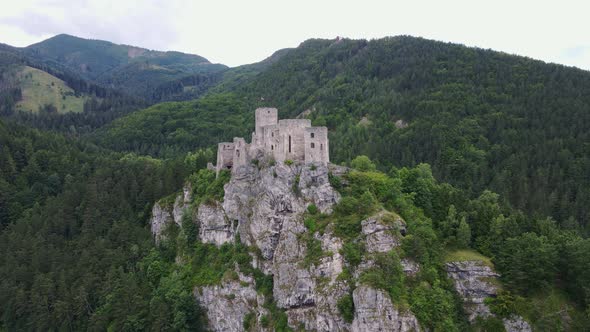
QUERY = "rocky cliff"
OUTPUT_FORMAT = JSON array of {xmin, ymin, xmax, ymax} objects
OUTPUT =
[
  {"xmin": 445, "ymin": 261, "xmax": 532, "ymax": 332},
  {"xmin": 151, "ymin": 162, "xmax": 426, "ymax": 331}
]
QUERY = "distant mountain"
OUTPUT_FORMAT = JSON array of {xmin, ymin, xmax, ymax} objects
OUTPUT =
[
  {"xmin": 24, "ymin": 34, "xmax": 228, "ymax": 100},
  {"xmin": 0, "ymin": 42, "xmax": 145, "ymax": 133}
]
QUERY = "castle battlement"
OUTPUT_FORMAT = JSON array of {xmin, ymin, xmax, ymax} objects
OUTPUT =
[{"xmin": 215, "ymin": 107, "xmax": 329, "ymax": 175}]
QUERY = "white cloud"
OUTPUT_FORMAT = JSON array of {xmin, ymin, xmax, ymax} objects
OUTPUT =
[{"xmin": 0, "ymin": 0, "xmax": 589, "ymax": 69}]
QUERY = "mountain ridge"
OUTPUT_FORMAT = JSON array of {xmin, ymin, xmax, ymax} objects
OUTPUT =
[{"xmin": 22, "ymin": 33, "xmax": 228, "ymax": 100}]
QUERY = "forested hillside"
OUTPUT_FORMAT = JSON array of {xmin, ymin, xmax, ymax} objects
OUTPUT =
[
  {"xmin": 102, "ymin": 36, "xmax": 590, "ymax": 231},
  {"xmin": 0, "ymin": 44, "xmax": 146, "ymax": 134},
  {"xmin": 25, "ymin": 34, "xmax": 227, "ymax": 101},
  {"xmin": 0, "ymin": 119, "xmax": 204, "ymax": 330}
]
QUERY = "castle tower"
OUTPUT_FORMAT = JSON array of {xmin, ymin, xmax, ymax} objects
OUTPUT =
[
  {"xmin": 215, "ymin": 107, "xmax": 330, "ymax": 176},
  {"xmin": 304, "ymin": 126, "xmax": 329, "ymax": 165},
  {"xmin": 255, "ymin": 108, "xmax": 278, "ymax": 137}
]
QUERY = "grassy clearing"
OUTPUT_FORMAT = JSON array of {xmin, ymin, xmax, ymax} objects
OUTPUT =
[
  {"xmin": 445, "ymin": 249, "xmax": 493, "ymax": 267},
  {"xmin": 15, "ymin": 66, "xmax": 87, "ymax": 113}
]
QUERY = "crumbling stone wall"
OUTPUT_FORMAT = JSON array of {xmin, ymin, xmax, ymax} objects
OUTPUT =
[{"xmin": 216, "ymin": 107, "xmax": 329, "ymax": 175}]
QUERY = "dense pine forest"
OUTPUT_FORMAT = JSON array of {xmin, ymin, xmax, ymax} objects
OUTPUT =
[{"xmin": 1, "ymin": 35, "xmax": 589, "ymax": 330}]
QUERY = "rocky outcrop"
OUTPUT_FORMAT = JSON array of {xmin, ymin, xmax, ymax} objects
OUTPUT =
[
  {"xmin": 150, "ymin": 183, "xmax": 192, "ymax": 243},
  {"xmin": 400, "ymin": 258, "xmax": 420, "ymax": 276},
  {"xmin": 446, "ymin": 260, "xmax": 531, "ymax": 331},
  {"xmin": 196, "ymin": 270, "xmax": 268, "ymax": 332},
  {"xmin": 286, "ymin": 231, "xmax": 350, "ymax": 331},
  {"xmin": 154, "ymin": 162, "xmax": 425, "ymax": 331},
  {"xmin": 503, "ymin": 315, "xmax": 532, "ymax": 332},
  {"xmin": 361, "ymin": 211, "xmax": 405, "ymax": 253},
  {"xmin": 197, "ymin": 203, "xmax": 235, "ymax": 246},
  {"xmin": 445, "ymin": 261, "xmax": 499, "ymax": 321},
  {"xmin": 351, "ymin": 285, "xmax": 420, "ymax": 332},
  {"xmin": 150, "ymin": 202, "xmax": 174, "ymax": 243}
]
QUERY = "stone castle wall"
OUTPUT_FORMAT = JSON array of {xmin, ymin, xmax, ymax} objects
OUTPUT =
[
  {"xmin": 216, "ymin": 142, "xmax": 235, "ymax": 171},
  {"xmin": 304, "ymin": 126, "xmax": 329, "ymax": 165},
  {"xmin": 216, "ymin": 107, "xmax": 329, "ymax": 175}
]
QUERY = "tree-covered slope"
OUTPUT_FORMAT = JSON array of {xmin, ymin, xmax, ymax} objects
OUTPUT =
[
  {"xmin": 0, "ymin": 45, "xmax": 147, "ymax": 134},
  {"xmin": 0, "ymin": 118, "xmax": 200, "ymax": 330},
  {"xmin": 102, "ymin": 36, "xmax": 590, "ymax": 230},
  {"xmin": 24, "ymin": 34, "xmax": 227, "ymax": 100}
]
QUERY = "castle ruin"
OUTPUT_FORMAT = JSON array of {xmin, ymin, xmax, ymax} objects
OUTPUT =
[{"xmin": 215, "ymin": 107, "xmax": 329, "ymax": 174}]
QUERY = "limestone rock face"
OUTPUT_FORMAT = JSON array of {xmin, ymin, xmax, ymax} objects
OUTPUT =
[
  {"xmin": 351, "ymin": 285, "xmax": 420, "ymax": 332},
  {"xmin": 150, "ymin": 202, "xmax": 173, "ymax": 243},
  {"xmin": 503, "ymin": 315, "xmax": 532, "ymax": 332},
  {"xmin": 170, "ymin": 162, "xmax": 426, "ymax": 331},
  {"xmin": 445, "ymin": 261, "xmax": 499, "ymax": 321},
  {"xmin": 197, "ymin": 203, "xmax": 235, "ymax": 246},
  {"xmin": 400, "ymin": 258, "xmax": 420, "ymax": 276},
  {"xmin": 150, "ymin": 183, "xmax": 192, "ymax": 243},
  {"xmin": 196, "ymin": 272, "xmax": 268, "ymax": 332},
  {"xmin": 286, "ymin": 231, "xmax": 350, "ymax": 331},
  {"xmin": 361, "ymin": 211, "xmax": 404, "ymax": 253},
  {"xmin": 445, "ymin": 261, "xmax": 531, "ymax": 331}
]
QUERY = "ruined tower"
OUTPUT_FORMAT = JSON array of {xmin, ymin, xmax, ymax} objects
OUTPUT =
[{"xmin": 215, "ymin": 107, "xmax": 329, "ymax": 175}]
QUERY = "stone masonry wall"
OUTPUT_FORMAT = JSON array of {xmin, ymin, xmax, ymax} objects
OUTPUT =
[
  {"xmin": 304, "ymin": 126, "xmax": 329, "ymax": 165},
  {"xmin": 216, "ymin": 108, "xmax": 329, "ymax": 175}
]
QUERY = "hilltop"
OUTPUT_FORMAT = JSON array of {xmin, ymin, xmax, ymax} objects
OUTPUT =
[{"xmin": 24, "ymin": 34, "xmax": 227, "ymax": 100}]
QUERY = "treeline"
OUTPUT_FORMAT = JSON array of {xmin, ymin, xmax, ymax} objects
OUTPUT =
[{"xmin": 3, "ymin": 97, "xmax": 145, "ymax": 135}]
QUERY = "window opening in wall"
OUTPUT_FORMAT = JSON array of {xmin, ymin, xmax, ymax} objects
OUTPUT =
[
  {"xmin": 311, "ymin": 133, "xmax": 315, "ymax": 138},
  {"xmin": 311, "ymin": 143, "xmax": 315, "ymax": 148},
  {"xmin": 271, "ymin": 145, "xmax": 274, "ymax": 150},
  {"xmin": 289, "ymin": 135, "xmax": 292, "ymax": 153},
  {"xmin": 237, "ymin": 150, "xmax": 240, "ymax": 157},
  {"xmin": 271, "ymin": 132, "xmax": 274, "ymax": 137},
  {"xmin": 320, "ymin": 144, "xmax": 323, "ymax": 150}
]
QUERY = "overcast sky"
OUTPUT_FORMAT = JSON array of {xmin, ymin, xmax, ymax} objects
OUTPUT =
[{"xmin": 0, "ymin": 0, "xmax": 589, "ymax": 69}]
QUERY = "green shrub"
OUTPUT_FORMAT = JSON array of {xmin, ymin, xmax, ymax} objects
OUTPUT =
[
  {"xmin": 292, "ymin": 174, "xmax": 301, "ymax": 195},
  {"xmin": 351, "ymin": 155, "xmax": 376, "ymax": 172},
  {"xmin": 189, "ymin": 169, "xmax": 231, "ymax": 205},
  {"xmin": 307, "ymin": 204, "xmax": 318, "ymax": 215},
  {"xmin": 409, "ymin": 282, "xmax": 458, "ymax": 331},
  {"xmin": 328, "ymin": 172, "xmax": 342, "ymax": 190},
  {"xmin": 285, "ymin": 159, "xmax": 294, "ymax": 166},
  {"xmin": 335, "ymin": 196, "xmax": 359, "ymax": 215},
  {"xmin": 485, "ymin": 290, "xmax": 526, "ymax": 318},
  {"xmin": 243, "ymin": 312, "xmax": 255, "ymax": 331},
  {"xmin": 359, "ymin": 251, "xmax": 405, "ymax": 302},
  {"xmin": 337, "ymin": 294, "xmax": 355, "ymax": 323},
  {"xmin": 334, "ymin": 214, "xmax": 363, "ymax": 239},
  {"xmin": 341, "ymin": 241, "xmax": 364, "ymax": 267},
  {"xmin": 304, "ymin": 218, "xmax": 317, "ymax": 232}
]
